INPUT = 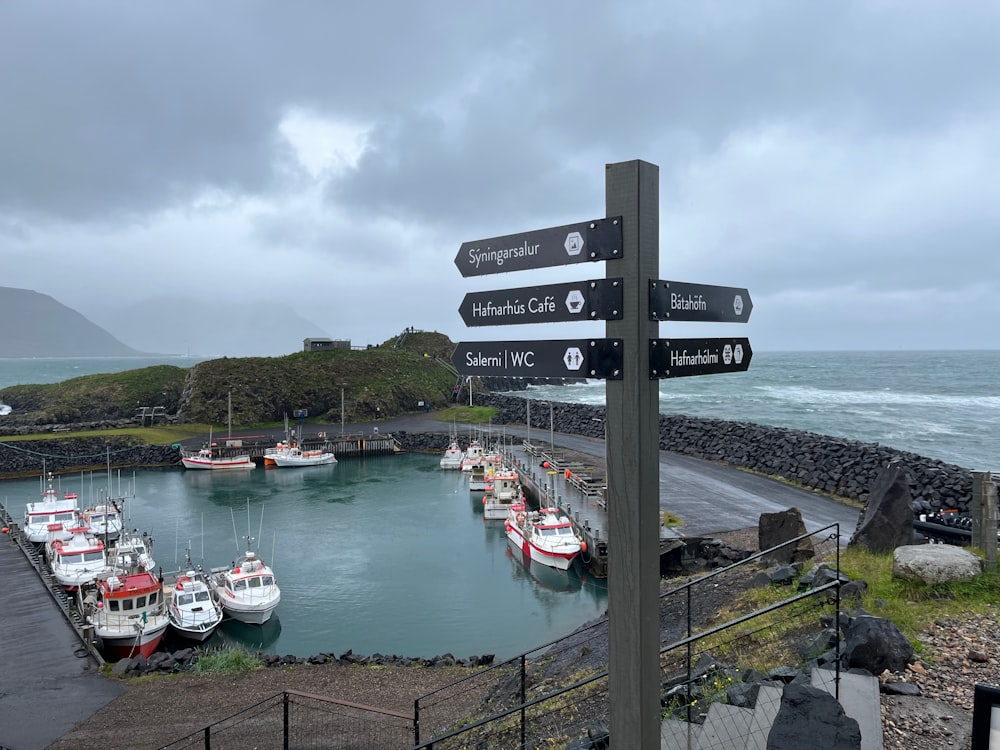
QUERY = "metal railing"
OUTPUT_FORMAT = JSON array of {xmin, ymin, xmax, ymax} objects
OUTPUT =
[{"xmin": 158, "ymin": 690, "xmax": 414, "ymax": 750}]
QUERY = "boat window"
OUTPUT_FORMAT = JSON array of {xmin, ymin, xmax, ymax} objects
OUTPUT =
[
  {"xmin": 61, "ymin": 552, "xmax": 83, "ymax": 565},
  {"xmin": 177, "ymin": 593, "xmax": 193, "ymax": 605},
  {"xmin": 150, "ymin": 591, "xmax": 158, "ymax": 604},
  {"xmin": 108, "ymin": 600, "xmax": 119, "ymax": 611},
  {"xmin": 56, "ymin": 512, "xmax": 75, "ymax": 522},
  {"xmin": 195, "ymin": 591, "xmax": 210, "ymax": 602},
  {"xmin": 248, "ymin": 577, "xmax": 262, "ymax": 589},
  {"xmin": 136, "ymin": 595, "xmax": 147, "ymax": 607},
  {"xmin": 234, "ymin": 580, "xmax": 247, "ymax": 591},
  {"xmin": 84, "ymin": 551, "xmax": 104, "ymax": 563},
  {"xmin": 122, "ymin": 599, "xmax": 134, "ymax": 611},
  {"xmin": 262, "ymin": 575, "xmax": 273, "ymax": 586}
]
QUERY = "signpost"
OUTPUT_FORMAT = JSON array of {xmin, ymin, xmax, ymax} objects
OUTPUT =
[
  {"xmin": 452, "ymin": 160, "xmax": 754, "ymax": 749},
  {"xmin": 454, "ymin": 217, "xmax": 622, "ymax": 277},
  {"xmin": 648, "ymin": 280, "xmax": 753, "ymax": 322},
  {"xmin": 459, "ymin": 278, "xmax": 623, "ymax": 326},
  {"xmin": 451, "ymin": 338, "xmax": 623, "ymax": 379},
  {"xmin": 648, "ymin": 337, "xmax": 753, "ymax": 379}
]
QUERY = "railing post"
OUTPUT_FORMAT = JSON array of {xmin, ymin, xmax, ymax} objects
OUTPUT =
[
  {"xmin": 283, "ymin": 692, "xmax": 290, "ymax": 750},
  {"xmin": 520, "ymin": 653, "xmax": 527, "ymax": 748},
  {"xmin": 413, "ymin": 696, "xmax": 421, "ymax": 746},
  {"xmin": 204, "ymin": 726, "xmax": 211, "ymax": 750}
]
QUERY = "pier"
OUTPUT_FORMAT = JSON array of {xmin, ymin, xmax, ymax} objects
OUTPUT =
[
  {"xmin": 192, "ymin": 432, "xmax": 401, "ymax": 463},
  {"xmin": 500, "ymin": 439, "xmax": 688, "ymax": 578}
]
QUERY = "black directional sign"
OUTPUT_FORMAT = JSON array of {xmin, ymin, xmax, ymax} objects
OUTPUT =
[
  {"xmin": 455, "ymin": 217, "xmax": 622, "ymax": 277},
  {"xmin": 648, "ymin": 337, "xmax": 753, "ymax": 379},
  {"xmin": 459, "ymin": 278, "xmax": 623, "ymax": 327},
  {"xmin": 452, "ymin": 338, "xmax": 623, "ymax": 379},
  {"xmin": 649, "ymin": 280, "xmax": 753, "ymax": 323}
]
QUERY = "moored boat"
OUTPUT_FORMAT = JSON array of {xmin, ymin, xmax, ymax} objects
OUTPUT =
[
  {"xmin": 168, "ymin": 568, "xmax": 224, "ymax": 642},
  {"xmin": 45, "ymin": 524, "xmax": 109, "ymax": 590},
  {"xmin": 439, "ymin": 439, "xmax": 464, "ymax": 470},
  {"xmin": 505, "ymin": 504, "xmax": 584, "ymax": 571},
  {"xmin": 210, "ymin": 538, "xmax": 281, "ymax": 624},
  {"xmin": 81, "ymin": 570, "xmax": 169, "ymax": 660},
  {"xmin": 269, "ymin": 446, "xmax": 337, "ymax": 467},
  {"xmin": 24, "ymin": 473, "xmax": 80, "ymax": 544},
  {"xmin": 482, "ymin": 466, "xmax": 525, "ymax": 520},
  {"xmin": 180, "ymin": 446, "xmax": 256, "ymax": 470},
  {"xmin": 459, "ymin": 439, "xmax": 484, "ymax": 472},
  {"xmin": 109, "ymin": 530, "xmax": 156, "ymax": 574},
  {"xmin": 81, "ymin": 502, "xmax": 124, "ymax": 542}
]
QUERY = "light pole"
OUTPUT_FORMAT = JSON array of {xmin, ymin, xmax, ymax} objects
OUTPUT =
[{"xmin": 340, "ymin": 384, "xmax": 346, "ymax": 436}]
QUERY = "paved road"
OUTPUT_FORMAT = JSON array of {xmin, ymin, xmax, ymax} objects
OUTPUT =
[
  {"xmin": 0, "ymin": 529, "xmax": 124, "ymax": 750},
  {"xmin": 349, "ymin": 414, "xmax": 861, "ymax": 540}
]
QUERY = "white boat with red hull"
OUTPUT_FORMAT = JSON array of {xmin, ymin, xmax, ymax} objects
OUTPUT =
[{"xmin": 505, "ymin": 503, "xmax": 584, "ymax": 571}]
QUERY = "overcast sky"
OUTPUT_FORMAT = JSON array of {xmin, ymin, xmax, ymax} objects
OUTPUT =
[{"xmin": 3, "ymin": 1, "xmax": 999, "ymax": 356}]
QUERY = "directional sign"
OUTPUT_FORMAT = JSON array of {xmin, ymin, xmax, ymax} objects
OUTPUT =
[
  {"xmin": 649, "ymin": 280, "xmax": 753, "ymax": 323},
  {"xmin": 455, "ymin": 217, "xmax": 622, "ymax": 277},
  {"xmin": 648, "ymin": 337, "xmax": 752, "ymax": 379},
  {"xmin": 452, "ymin": 338, "xmax": 623, "ymax": 379},
  {"xmin": 459, "ymin": 278, "xmax": 623, "ymax": 327}
]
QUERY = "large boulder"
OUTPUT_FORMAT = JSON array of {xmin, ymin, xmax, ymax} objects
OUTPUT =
[
  {"xmin": 892, "ymin": 544, "xmax": 983, "ymax": 585},
  {"xmin": 759, "ymin": 508, "xmax": 814, "ymax": 564},
  {"xmin": 767, "ymin": 683, "xmax": 862, "ymax": 749},
  {"xmin": 849, "ymin": 463, "xmax": 915, "ymax": 552},
  {"xmin": 843, "ymin": 614, "xmax": 913, "ymax": 674}
]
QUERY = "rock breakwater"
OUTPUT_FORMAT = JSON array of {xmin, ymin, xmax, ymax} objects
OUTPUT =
[{"xmin": 475, "ymin": 393, "xmax": 976, "ymax": 517}]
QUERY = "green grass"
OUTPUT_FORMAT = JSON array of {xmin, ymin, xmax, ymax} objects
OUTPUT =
[
  {"xmin": 192, "ymin": 646, "xmax": 264, "ymax": 675},
  {"xmin": 435, "ymin": 406, "xmax": 499, "ymax": 425}
]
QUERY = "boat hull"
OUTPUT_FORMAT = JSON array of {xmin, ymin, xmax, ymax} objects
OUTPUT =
[
  {"xmin": 220, "ymin": 599, "xmax": 280, "ymax": 625},
  {"xmin": 96, "ymin": 620, "xmax": 169, "ymax": 660},
  {"xmin": 181, "ymin": 456, "xmax": 255, "ymax": 470},
  {"xmin": 270, "ymin": 453, "xmax": 337, "ymax": 467},
  {"xmin": 505, "ymin": 526, "xmax": 579, "ymax": 571}
]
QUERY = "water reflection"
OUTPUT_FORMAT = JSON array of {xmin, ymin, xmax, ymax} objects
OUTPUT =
[
  {"xmin": 217, "ymin": 615, "xmax": 283, "ymax": 651},
  {"xmin": 505, "ymin": 547, "xmax": 583, "ymax": 594}
]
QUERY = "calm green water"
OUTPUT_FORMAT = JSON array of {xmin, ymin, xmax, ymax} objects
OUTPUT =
[{"xmin": 2, "ymin": 454, "xmax": 607, "ymax": 661}]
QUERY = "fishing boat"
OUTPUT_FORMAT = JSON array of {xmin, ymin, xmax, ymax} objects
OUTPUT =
[
  {"xmin": 81, "ymin": 570, "xmax": 170, "ymax": 660},
  {"xmin": 23, "ymin": 472, "xmax": 80, "ymax": 544},
  {"xmin": 168, "ymin": 567, "xmax": 224, "ymax": 642},
  {"xmin": 482, "ymin": 466, "xmax": 526, "ymax": 520},
  {"xmin": 81, "ymin": 502, "xmax": 124, "ymax": 542},
  {"xmin": 505, "ymin": 504, "xmax": 584, "ymax": 571},
  {"xmin": 459, "ymin": 439, "xmax": 484, "ymax": 472},
  {"xmin": 210, "ymin": 536, "xmax": 281, "ymax": 624},
  {"xmin": 439, "ymin": 439, "xmax": 464, "ymax": 470},
  {"xmin": 180, "ymin": 393, "xmax": 255, "ymax": 470},
  {"xmin": 109, "ymin": 530, "xmax": 156, "ymax": 574},
  {"xmin": 270, "ymin": 446, "xmax": 336, "ymax": 467},
  {"xmin": 45, "ymin": 524, "xmax": 108, "ymax": 590}
]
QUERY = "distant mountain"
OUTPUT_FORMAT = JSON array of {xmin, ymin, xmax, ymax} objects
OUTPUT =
[
  {"xmin": 86, "ymin": 295, "xmax": 330, "ymax": 357},
  {"xmin": 0, "ymin": 287, "xmax": 144, "ymax": 357}
]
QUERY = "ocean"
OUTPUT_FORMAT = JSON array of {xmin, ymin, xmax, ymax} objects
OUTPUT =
[
  {"xmin": 510, "ymin": 350, "xmax": 1000, "ymax": 473},
  {"xmin": 2, "ymin": 351, "xmax": 998, "ymax": 471}
]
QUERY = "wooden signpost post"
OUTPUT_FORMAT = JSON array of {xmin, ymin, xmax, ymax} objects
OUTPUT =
[{"xmin": 452, "ymin": 159, "xmax": 753, "ymax": 749}]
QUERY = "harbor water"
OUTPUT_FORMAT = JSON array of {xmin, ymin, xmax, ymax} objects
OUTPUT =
[{"xmin": 0, "ymin": 455, "xmax": 609, "ymax": 662}]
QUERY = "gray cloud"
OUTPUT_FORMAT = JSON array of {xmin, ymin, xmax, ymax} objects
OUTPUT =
[{"xmin": 2, "ymin": 1, "xmax": 999, "ymax": 355}]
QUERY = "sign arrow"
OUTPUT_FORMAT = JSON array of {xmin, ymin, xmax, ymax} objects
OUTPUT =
[
  {"xmin": 648, "ymin": 337, "xmax": 753, "ymax": 379},
  {"xmin": 452, "ymin": 338, "xmax": 623, "ymax": 379},
  {"xmin": 455, "ymin": 217, "xmax": 622, "ymax": 277},
  {"xmin": 649, "ymin": 280, "xmax": 753, "ymax": 323},
  {"xmin": 458, "ymin": 278, "xmax": 623, "ymax": 327}
]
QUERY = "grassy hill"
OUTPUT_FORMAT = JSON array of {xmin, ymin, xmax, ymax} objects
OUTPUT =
[{"xmin": 0, "ymin": 331, "xmax": 462, "ymax": 427}]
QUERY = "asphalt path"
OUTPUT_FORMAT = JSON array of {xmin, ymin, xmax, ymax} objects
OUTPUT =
[
  {"xmin": 0, "ymin": 534, "xmax": 124, "ymax": 750},
  {"xmin": 295, "ymin": 414, "xmax": 860, "ymax": 541}
]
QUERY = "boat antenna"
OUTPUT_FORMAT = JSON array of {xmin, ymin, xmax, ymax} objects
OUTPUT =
[
  {"xmin": 258, "ymin": 504, "xmax": 265, "ymax": 549},
  {"xmin": 230, "ymin": 507, "xmax": 240, "ymax": 553}
]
